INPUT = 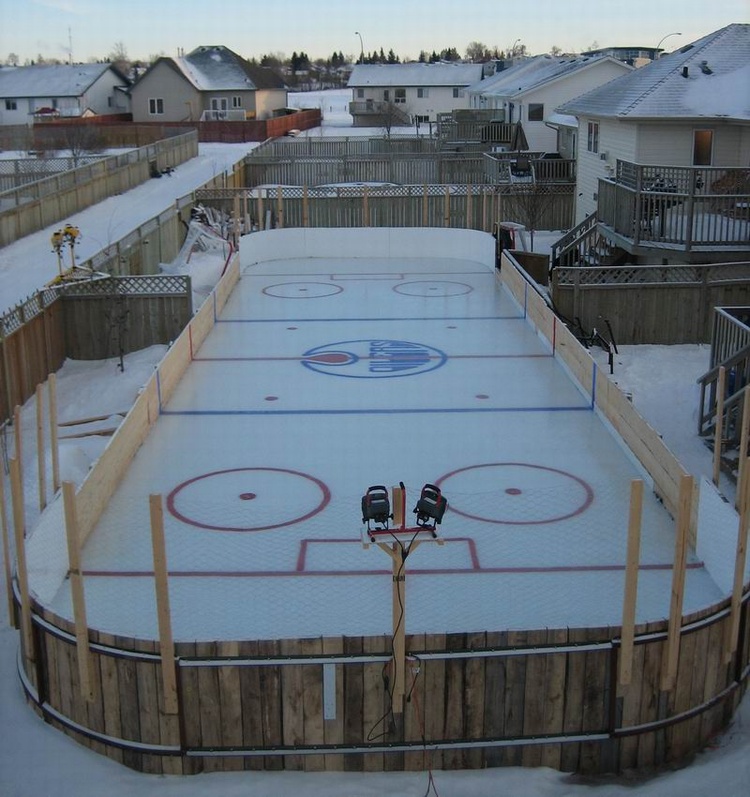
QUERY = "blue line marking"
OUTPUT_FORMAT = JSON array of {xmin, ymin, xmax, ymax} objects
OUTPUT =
[{"xmin": 161, "ymin": 405, "xmax": 592, "ymax": 417}]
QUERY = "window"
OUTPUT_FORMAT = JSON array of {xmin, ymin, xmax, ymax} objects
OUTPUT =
[
  {"xmin": 453, "ymin": 88, "xmax": 462, "ymax": 98},
  {"xmin": 232, "ymin": 96, "xmax": 242, "ymax": 108},
  {"xmin": 693, "ymin": 129, "xmax": 713, "ymax": 166},
  {"xmin": 415, "ymin": 114, "xmax": 430, "ymax": 124},
  {"xmin": 417, "ymin": 88, "xmax": 429, "ymax": 99},
  {"xmin": 148, "ymin": 98, "xmax": 164, "ymax": 115},
  {"xmin": 5, "ymin": 99, "xmax": 17, "ymax": 110},
  {"xmin": 528, "ymin": 103, "xmax": 544, "ymax": 121},
  {"xmin": 587, "ymin": 121, "xmax": 599, "ymax": 153},
  {"xmin": 383, "ymin": 89, "xmax": 390, "ymax": 101},
  {"xmin": 395, "ymin": 88, "xmax": 406, "ymax": 104},
  {"xmin": 356, "ymin": 88, "xmax": 364, "ymax": 99}
]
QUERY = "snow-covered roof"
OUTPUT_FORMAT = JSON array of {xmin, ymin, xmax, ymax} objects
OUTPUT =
[
  {"xmin": 464, "ymin": 54, "xmax": 631, "ymax": 98},
  {"xmin": 557, "ymin": 24, "xmax": 750, "ymax": 121},
  {"xmin": 0, "ymin": 63, "xmax": 124, "ymax": 98},
  {"xmin": 161, "ymin": 46, "xmax": 286, "ymax": 92},
  {"xmin": 348, "ymin": 62, "xmax": 484, "ymax": 88},
  {"xmin": 546, "ymin": 112, "xmax": 578, "ymax": 128}
]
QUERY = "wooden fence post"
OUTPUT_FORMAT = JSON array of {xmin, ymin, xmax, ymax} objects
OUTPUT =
[
  {"xmin": 466, "ymin": 185, "xmax": 472, "ymax": 229},
  {"xmin": 443, "ymin": 187, "xmax": 450, "ymax": 228},
  {"xmin": 36, "ymin": 384, "xmax": 46, "ymax": 512},
  {"xmin": 276, "ymin": 185, "xmax": 284, "ymax": 229},
  {"xmin": 62, "ymin": 481, "xmax": 94, "ymax": 701},
  {"xmin": 9, "ymin": 457, "xmax": 34, "ymax": 666},
  {"xmin": 49, "ymin": 374, "xmax": 60, "ymax": 493},
  {"xmin": 422, "ymin": 185, "xmax": 429, "ymax": 226},
  {"xmin": 0, "ymin": 463, "xmax": 14, "ymax": 626},
  {"xmin": 363, "ymin": 186, "xmax": 369, "ymax": 227},
  {"xmin": 302, "ymin": 185, "xmax": 309, "ymax": 227},
  {"xmin": 736, "ymin": 387, "xmax": 750, "ymax": 510},
  {"xmin": 149, "ymin": 494, "xmax": 179, "ymax": 714},
  {"xmin": 725, "ymin": 458, "xmax": 750, "ymax": 663},
  {"xmin": 661, "ymin": 474, "xmax": 693, "ymax": 691},
  {"xmin": 13, "ymin": 404, "xmax": 22, "ymax": 463},
  {"xmin": 619, "ymin": 479, "xmax": 643, "ymax": 686},
  {"xmin": 713, "ymin": 366, "xmax": 726, "ymax": 486}
]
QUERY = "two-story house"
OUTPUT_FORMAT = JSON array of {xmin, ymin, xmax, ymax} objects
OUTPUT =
[
  {"xmin": 130, "ymin": 45, "xmax": 287, "ymax": 123},
  {"xmin": 347, "ymin": 63, "xmax": 484, "ymax": 128},
  {"xmin": 0, "ymin": 63, "xmax": 129, "ymax": 126},
  {"xmin": 555, "ymin": 23, "xmax": 750, "ymax": 265},
  {"xmin": 464, "ymin": 55, "xmax": 632, "ymax": 153}
]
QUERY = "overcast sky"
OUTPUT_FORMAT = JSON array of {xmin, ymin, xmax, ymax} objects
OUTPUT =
[{"xmin": 0, "ymin": 0, "xmax": 745, "ymax": 64}]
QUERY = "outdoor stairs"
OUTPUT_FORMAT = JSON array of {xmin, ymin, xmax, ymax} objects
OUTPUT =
[{"xmin": 550, "ymin": 212, "xmax": 627, "ymax": 269}]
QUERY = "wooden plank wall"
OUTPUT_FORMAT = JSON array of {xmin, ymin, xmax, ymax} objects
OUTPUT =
[
  {"xmin": 20, "ymin": 609, "xmax": 748, "ymax": 775},
  {"xmin": 1, "ymin": 301, "xmax": 65, "ymax": 422},
  {"xmin": 552, "ymin": 278, "xmax": 750, "ymax": 345}
]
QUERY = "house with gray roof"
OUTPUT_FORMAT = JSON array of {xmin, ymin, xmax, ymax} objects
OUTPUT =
[
  {"xmin": 0, "ymin": 63, "xmax": 129, "ymax": 126},
  {"xmin": 553, "ymin": 23, "xmax": 750, "ymax": 265},
  {"xmin": 464, "ymin": 54, "xmax": 632, "ymax": 153},
  {"xmin": 130, "ymin": 45, "xmax": 288, "ymax": 123},
  {"xmin": 347, "ymin": 63, "xmax": 484, "ymax": 128}
]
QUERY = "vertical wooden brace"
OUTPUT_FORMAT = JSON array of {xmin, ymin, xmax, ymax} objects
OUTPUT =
[{"xmin": 619, "ymin": 479, "xmax": 643, "ymax": 686}]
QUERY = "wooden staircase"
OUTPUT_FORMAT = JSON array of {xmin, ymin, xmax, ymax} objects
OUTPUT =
[{"xmin": 550, "ymin": 213, "xmax": 627, "ymax": 269}]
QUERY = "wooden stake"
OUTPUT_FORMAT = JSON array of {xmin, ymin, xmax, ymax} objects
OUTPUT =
[
  {"xmin": 36, "ymin": 384, "xmax": 46, "ymax": 512},
  {"xmin": 363, "ymin": 186, "xmax": 369, "ymax": 227},
  {"xmin": 736, "ymin": 387, "xmax": 750, "ymax": 510},
  {"xmin": 662, "ymin": 474, "xmax": 693, "ymax": 691},
  {"xmin": 713, "ymin": 366, "xmax": 726, "ymax": 486},
  {"xmin": 62, "ymin": 481, "xmax": 94, "ymax": 701},
  {"xmin": 302, "ymin": 185, "xmax": 309, "ymax": 227},
  {"xmin": 444, "ymin": 186, "xmax": 450, "ymax": 228},
  {"xmin": 725, "ymin": 458, "xmax": 750, "ymax": 663},
  {"xmin": 422, "ymin": 184, "xmax": 428, "ymax": 226},
  {"xmin": 257, "ymin": 192, "xmax": 264, "ymax": 231},
  {"xmin": 48, "ymin": 374, "xmax": 60, "ymax": 493},
  {"xmin": 0, "ymin": 464, "xmax": 15, "ymax": 627},
  {"xmin": 619, "ymin": 479, "xmax": 643, "ymax": 686},
  {"xmin": 466, "ymin": 184, "xmax": 472, "ymax": 229},
  {"xmin": 13, "ymin": 404, "xmax": 22, "ymax": 463},
  {"xmin": 9, "ymin": 457, "xmax": 34, "ymax": 666},
  {"xmin": 149, "ymin": 494, "xmax": 179, "ymax": 714}
]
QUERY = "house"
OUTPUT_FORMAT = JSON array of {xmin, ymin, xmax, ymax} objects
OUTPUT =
[
  {"xmin": 464, "ymin": 55, "xmax": 632, "ymax": 153},
  {"xmin": 580, "ymin": 46, "xmax": 662, "ymax": 67},
  {"xmin": 0, "ymin": 63, "xmax": 130, "ymax": 126},
  {"xmin": 130, "ymin": 45, "xmax": 287, "ymax": 123},
  {"xmin": 347, "ymin": 63, "xmax": 484, "ymax": 128},
  {"xmin": 554, "ymin": 23, "xmax": 750, "ymax": 264}
]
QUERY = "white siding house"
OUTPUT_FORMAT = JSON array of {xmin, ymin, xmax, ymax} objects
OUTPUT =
[
  {"xmin": 465, "ymin": 55, "xmax": 632, "ymax": 152},
  {"xmin": 130, "ymin": 46, "xmax": 287, "ymax": 123},
  {"xmin": 0, "ymin": 63, "xmax": 129, "ymax": 126},
  {"xmin": 557, "ymin": 23, "xmax": 750, "ymax": 225},
  {"xmin": 347, "ymin": 63, "xmax": 484, "ymax": 127}
]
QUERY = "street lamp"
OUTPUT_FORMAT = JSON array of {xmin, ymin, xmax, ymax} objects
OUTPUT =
[
  {"xmin": 655, "ymin": 32, "xmax": 681, "ymax": 58},
  {"xmin": 355, "ymin": 31, "xmax": 364, "ymax": 64},
  {"xmin": 509, "ymin": 38, "xmax": 521, "ymax": 58}
]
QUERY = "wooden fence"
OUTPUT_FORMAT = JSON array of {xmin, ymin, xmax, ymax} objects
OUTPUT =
[
  {"xmin": 10, "ymin": 241, "xmax": 749, "ymax": 775},
  {"xmin": 0, "ymin": 275, "xmax": 192, "ymax": 423},
  {"xmin": 0, "ymin": 131, "xmax": 198, "ymax": 246},
  {"xmin": 196, "ymin": 184, "xmax": 575, "ymax": 236},
  {"xmin": 552, "ymin": 261, "xmax": 750, "ymax": 345}
]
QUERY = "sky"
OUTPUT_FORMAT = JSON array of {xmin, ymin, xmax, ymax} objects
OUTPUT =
[{"xmin": 0, "ymin": 0, "xmax": 746, "ymax": 64}]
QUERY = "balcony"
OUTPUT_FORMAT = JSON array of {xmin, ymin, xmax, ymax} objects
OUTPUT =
[{"xmin": 597, "ymin": 161, "xmax": 750, "ymax": 254}]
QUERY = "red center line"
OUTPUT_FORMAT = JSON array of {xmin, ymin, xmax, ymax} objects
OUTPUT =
[{"xmin": 192, "ymin": 353, "xmax": 551, "ymax": 362}]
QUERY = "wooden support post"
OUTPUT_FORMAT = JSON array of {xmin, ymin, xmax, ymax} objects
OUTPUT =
[
  {"xmin": 725, "ymin": 458, "xmax": 750, "ymax": 663},
  {"xmin": 662, "ymin": 474, "xmax": 693, "ymax": 691},
  {"xmin": 36, "ymin": 384, "xmax": 46, "ymax": 512},
  {"xmin": 466, "ymin": 184, "xmax": 472, "ymax": 229},
  {"xmin": 257, "ymin": 192, "xmax": 264, "ymax": 231},
  {"xmin": 482, "ymin": 187, "xmax": 488, "ymax": 232},
  {"xmin": 149, "ymin": 494, "xmax": 179, "ymax": 714},
  {"xmin": 302, "ymin": 185, "xmax": 309, "ymax": 227},
  {"xmin": 422, "ymin": 185, "xmax": 429, "ymax": 226},
  {"xmin": 444, "ymin": 186, "xmax": 451, "ymax": 228},
  {"xmin": 62, "ymin": 481, "xmax": 94, "ymax": 701},
  {"xmin": 49, "ymin": 374, "xmax": 60, "ymax": 493},
  {"xmin": 276, "ymin": 185, "xmax": 284, "ymax": 229},
  {"xmin": 0, "ymin": 462, "xmax": 14, "ymax": 627},
  {"xmin": 363, "ymin": 186, "xmax": 369, "ymax": 227},
  {"xmin": 737, "ymin": 387, "xmax": 750, "ymax": 510},
  {"xmin": 713, "ymin": 366, "xmax": 726, "ymax": 487},
  {"xmin": 619, "ymin": 479, "xmax": 643, "ymax": 686},
  {"xmin": 13, "ymin": 404, "xmax": 22, "ymax": 463},
  {"xmin": 9, "ymin": 457, "xmax": 34, "ymax": 666},
  {"xmin": 392, "ymin": 485, "xmax": 405, "ymax": 529},
  {"xmin": 232, "ymin": 194, "xmax": 241, "ymax": 246},
  {"xmin": 374, "ymin": 540, "xmax": 418, "ymax": 713}
]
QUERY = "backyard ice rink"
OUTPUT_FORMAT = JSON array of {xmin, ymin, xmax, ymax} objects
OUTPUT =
[{"xmin": 33, "ymin": 230, "xmax": 731, "ymax": 643}]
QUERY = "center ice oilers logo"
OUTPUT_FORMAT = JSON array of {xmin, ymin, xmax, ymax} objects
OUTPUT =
[{"xmin": 302, "ymin": 339, "xmax": 447, "ymax": 378}]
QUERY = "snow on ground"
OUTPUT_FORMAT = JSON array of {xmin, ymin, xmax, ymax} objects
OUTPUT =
[{"xmin": 0, "ymin": 99, "xmax": 748, "ymax": 794}]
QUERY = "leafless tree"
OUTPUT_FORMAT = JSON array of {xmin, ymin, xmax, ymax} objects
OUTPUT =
[{"xmin": 511, "ymin": 183, "xmax": 558, "ymax": 250}]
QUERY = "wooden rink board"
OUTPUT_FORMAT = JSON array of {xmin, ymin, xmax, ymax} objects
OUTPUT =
[{"xmin": 13, "ymin": 231, "xmax": 750, "ymax": 775}]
